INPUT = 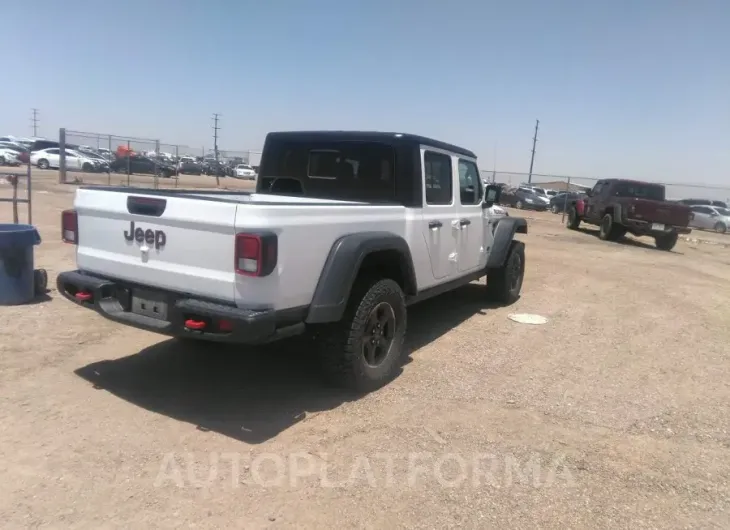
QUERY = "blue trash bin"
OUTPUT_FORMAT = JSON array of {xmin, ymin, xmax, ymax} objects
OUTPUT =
[{"xmin": 0, "ymin": 224, "xmax": 42, "ymax": 306}]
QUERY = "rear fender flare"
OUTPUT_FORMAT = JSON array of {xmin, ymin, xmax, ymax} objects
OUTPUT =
[
  {"xmin": 486, "ymin": 217, "xmax": 527, "ymax": 269},
  {"xmin": 306, "ymin": 232, "xmax": 417, "ymax": 324}
]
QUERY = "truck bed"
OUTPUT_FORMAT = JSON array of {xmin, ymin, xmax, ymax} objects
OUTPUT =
[{"xmin": 71, "ymin": 187, "xmax": 414, "ymax": 310}]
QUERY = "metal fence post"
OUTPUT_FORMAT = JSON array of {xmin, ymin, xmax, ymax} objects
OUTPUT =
[
  {"xmin": 107, "ymin": 135, "xmax": 112, "ymax": 185},
  {"xmin": 26, "ymin": 157, "xmax": 32, "ymax": 225},
  {"xmin": 126, "ymin": 140, "xmax": 131, "ymax": 187},
  {"xmin": 561, "ymin": 177, "xmax": 571, "ymax": 224},
  {"xmin": 154, "ymin": 140, "xmax": 160, "ymax": 190},
  {"xmin": 59, "ymin": 128, "xmax": 66, "ymax": 184}
]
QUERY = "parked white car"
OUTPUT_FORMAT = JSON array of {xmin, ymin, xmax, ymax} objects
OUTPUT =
[
  {"xmin": 31, "ymin": 148, "xmax": 100, "ymax": 171},
  {"xmin": 234, "ymin": 164, "xmax": 256, "ymax": 179},
  {"xmin": 0, "ymin": 147, "xmax": 20, "ymax": 166},
  {"xmin": 689, "ymin": 205, "xmax": 730, "ymax": 234}
]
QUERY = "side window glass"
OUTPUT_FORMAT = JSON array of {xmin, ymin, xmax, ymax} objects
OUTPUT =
[
  {"xmin": 592, "ymin": 182, "xmax": 603, "ymax": 196},
  {"xmin": 458, "ymin": 159, "xmax": 482, "ymax": 205},
  {"xmin": 424, "ymin": 151, "xmax": 452, "ymax": 205}
]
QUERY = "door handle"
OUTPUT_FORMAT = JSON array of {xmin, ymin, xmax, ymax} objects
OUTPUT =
[
  {"xmin": 428, "ymin": 220, "xmax": 442, "ymax": 229},
  {"xmin": 459, "ymin": 219, "xmax": 471, "ymax": 226}
]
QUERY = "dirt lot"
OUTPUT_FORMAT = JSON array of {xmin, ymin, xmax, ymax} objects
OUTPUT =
[{"xmin": 1, "ymin": 170, "xmax": 729, "ymax": 529}]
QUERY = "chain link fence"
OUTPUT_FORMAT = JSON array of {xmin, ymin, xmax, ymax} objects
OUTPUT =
[
  {"xmin": 492, "ymin": 171, "xmax": 730, "ymax": 203},
  {"xmin": 52, "ymin": 130, "xmax": 730, "ymax": 202},
  {"xmin": 55, "ymin": 128, "xmax": 265, "ymax": 189}
]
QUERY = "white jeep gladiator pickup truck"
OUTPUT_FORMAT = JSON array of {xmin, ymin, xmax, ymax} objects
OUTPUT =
[{"xmin": 58, "ymin": 131, "xmax": 527, "ymax": 391}]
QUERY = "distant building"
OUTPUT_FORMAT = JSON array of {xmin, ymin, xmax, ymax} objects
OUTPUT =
[{"xmin": 523, "ymin": 180, "xmax": 592, "ymax": 192}]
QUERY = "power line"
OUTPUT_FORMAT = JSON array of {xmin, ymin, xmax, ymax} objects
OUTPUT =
[
  {"xmin": 30, "ymin": 108, "xmax": 39, "ymax": 137},
  {"xmin": 527, "ymin": 119, "xmax": 539, "ymax": 184}
]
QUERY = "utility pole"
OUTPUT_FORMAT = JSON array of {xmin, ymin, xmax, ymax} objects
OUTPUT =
[
  {"xmin": 212, "ymin": 113, "xmax": 221, "ymax": 162},
  {"xmin": 30, "ymin": 108, "xmax": 39, "ymax": 137},
  {"xmin": 527, "ymin": 119, "xmax": 539, "ymax": 184},
  {"xmin": 212, "ymin": 113, "xmax": 221, "ymax": 186}
]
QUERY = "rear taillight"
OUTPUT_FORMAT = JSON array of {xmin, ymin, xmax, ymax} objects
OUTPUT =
[
  {"xmin": 235, "ymin": 232, "xmax": 277, "ymax": 277},
  {"xmin": 61, "ymin": 209, "xmax": 78, "ymax": 244}
]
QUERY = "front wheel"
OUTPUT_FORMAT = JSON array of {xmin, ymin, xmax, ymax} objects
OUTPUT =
[
  {"xmin": 655, "ymin": 232, "xmax": 678, "ymax": 251},
  {"xmin": 515, "ymin": 200, "xmax": 523, "ymax": 209},
  {"xmin": 82, "ymin": 163, "xmax": 94, "ymax": 172},
  {"xmin": 315, "ymin": 278, "xmax": 407, "ymax": 393},
  {"xmin": 714, "ymin": 222, "xmax": 727, "ymax": 234},
  {"xmin": 551, "ymin": 204, "xmax": 559, "ymax": 214},
  {"xmin": 486, "ymin": 241, "xmax": 525, "ymax": 305},
  {"xmin": 37, "ymin": 159, "xmax": 49, "ymax": 169}
]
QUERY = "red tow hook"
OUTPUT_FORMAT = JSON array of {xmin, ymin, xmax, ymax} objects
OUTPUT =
[
  {"xmin": 184, "ymin": 319, "xmax": 207, "ymax": 331},
  {"xmin": 75, "ymin": 291, "xmax": 93, "ymax": 302}
]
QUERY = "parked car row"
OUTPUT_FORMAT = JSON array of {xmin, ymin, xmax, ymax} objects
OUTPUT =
[{"xmin": 1, "ymin": 134, "xmax": 258, "ymax": 180}]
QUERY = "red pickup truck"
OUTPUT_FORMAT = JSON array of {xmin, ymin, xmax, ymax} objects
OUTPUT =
[{"xmin": 566, "ymin": 179, "xmax": 691, "ymax": 251}]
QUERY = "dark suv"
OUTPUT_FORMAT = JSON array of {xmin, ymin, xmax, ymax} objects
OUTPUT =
[{"xmin": 110, "ymin": 155, "xmax": 177, "ymax": 178}]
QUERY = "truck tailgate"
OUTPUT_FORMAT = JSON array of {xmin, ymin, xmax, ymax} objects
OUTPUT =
[
  {"xmin": 74, "ymin": 189, "xmax": 239, "ymax": 302},
  {"xmin": 630, "ymin": 199, "xmax": 691, "ymax": 227}
]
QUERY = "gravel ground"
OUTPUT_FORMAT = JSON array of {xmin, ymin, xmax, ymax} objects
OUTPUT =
[{"xmin": 1, "ymin": 171, "xmax": 729, "ymax": 529}]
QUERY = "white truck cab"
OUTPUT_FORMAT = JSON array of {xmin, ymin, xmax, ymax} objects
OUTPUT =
[{"xmin": 58, "ymin": 131, "xmax": 527, "ymax": 392}]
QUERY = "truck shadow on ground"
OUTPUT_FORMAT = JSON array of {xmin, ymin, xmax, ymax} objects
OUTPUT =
[
  {"xmin": 74, "ymin": 283, "xmax": 498, "ymax": 444},
  {"xmin": 574, "ymin": 227, "xmax": 683, "ymax": 253}
]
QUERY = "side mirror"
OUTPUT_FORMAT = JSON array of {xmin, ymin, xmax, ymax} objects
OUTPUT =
[
  {"xmin": 585, "ymin": 189, "xmax": 593, "ymax": 197},
  {"xmin": 483, "ymin": 184, "xmax": 501, "ymax": 208}
]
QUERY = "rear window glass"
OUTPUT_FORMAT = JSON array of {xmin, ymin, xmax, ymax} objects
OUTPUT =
[
  {"xmin": 258, "ymin": 140, "xmax": 396, "ymax": 202},
  {"xmin": 613, "ymin": 182, "xmax": 665, "ymax": 201}
]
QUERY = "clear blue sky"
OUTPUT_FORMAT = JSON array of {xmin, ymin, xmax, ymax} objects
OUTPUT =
[{"xmin": 3, "ymin": 0, "xmax": 729, "ymax": 185}]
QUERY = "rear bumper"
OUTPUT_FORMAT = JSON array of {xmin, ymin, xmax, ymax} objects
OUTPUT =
[
  {"xmin": 624, "ymin": 219, "xmax": 691, "ymax": 235},
  {"xmin": 56, "ymin": 270, "xmax": 304, "ymax": 345}
]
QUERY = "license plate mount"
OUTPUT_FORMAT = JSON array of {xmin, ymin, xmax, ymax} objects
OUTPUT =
[
  {"xmin": 131, "ymin": 289, "xmax": 168, "ymax": 320},
  {"xmin": 651, "ymin": 223, "xmax": 665, "ymax": 231}
]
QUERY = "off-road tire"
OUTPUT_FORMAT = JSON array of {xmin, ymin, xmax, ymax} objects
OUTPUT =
[
  {"xmin": 655, "ymin": 232, "xmax": 678, "ymax": 251},
  {"xmin": 566, "ymin": 207, "xmax": 581, "ymax": 230},
  {"xmin": 551, "ymin": 204, "xmax": 559, "ymax": 214},
  {"xmin": 515, "ymin": 200, "xmax": 524, "ymax": 209},
  {"xmin": 486, "ymin": 241, "xmax": 525, "ymax": 305},
  {"xmin": 599, "ymin": 213, "xmax": 625, "ymax": 241},
  {"xmin": 37, "ymin": 159, "xmax": 49, "ymax": 169},
  {"xmin": 315, "ymin": 278, "xmax": 407, "ymax": 393},
  {"xmin": 82, "ymin": 163, "xmax": 94, "ymax": 172},
  {"xmin": 714, "ymin": 222, "xmax": 727, "ymax": 234}
]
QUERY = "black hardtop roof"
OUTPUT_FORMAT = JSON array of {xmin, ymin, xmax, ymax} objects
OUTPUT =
[{"xmin": 265, "ymin": 130, "xmax": 477, "ymax": 159}]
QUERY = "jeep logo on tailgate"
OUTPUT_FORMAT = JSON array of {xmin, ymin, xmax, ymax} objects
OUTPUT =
[{"xmin": 124, "ymin": 221, "xmax": 167, "ymax": 249}]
